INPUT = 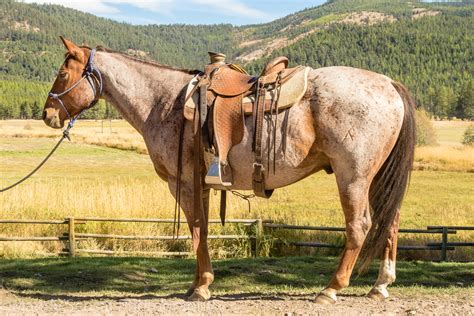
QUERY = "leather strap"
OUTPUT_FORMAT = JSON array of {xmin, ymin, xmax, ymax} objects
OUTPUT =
[
  {"xmin": 220, "ymin": 190, "xmax": 227, "ymax": 226},
  {"xmin": 192, "ymin": 83, "xmax": 207, "ymax": 253},
  {"xmin": 252, "ymin": 78, "xmax": 273, "ymax": 199}
]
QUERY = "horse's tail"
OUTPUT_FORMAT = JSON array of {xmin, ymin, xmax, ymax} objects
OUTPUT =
[{"xmin": 358, "ymin": 81, "xmax": 416, "ymax": 273}]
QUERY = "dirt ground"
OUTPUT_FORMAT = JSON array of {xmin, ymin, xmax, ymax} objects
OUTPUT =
[{"xmin": 1, "ymin": 290, "xmax": 472, "ymax": 315}]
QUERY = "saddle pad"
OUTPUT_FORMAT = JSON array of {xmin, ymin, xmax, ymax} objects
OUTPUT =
[
  {"xmin": 184, "ymin": 75, "xmax": 200, "ymax": 121},
  {"xmin": 242, "ymin": 66, "xmax": 310, "ymax": 115}
]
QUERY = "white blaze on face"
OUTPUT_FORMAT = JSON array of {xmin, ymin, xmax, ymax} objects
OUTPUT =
[{"xmin": 372, "ymin": 258, "xmax": 396, "ymax": 298}]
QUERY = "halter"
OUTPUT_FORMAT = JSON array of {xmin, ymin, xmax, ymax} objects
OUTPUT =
[
  {"xmin": 0, "ymin": 49, "xmax": 103, "ymax": 193},
  {"xmin": 48, "ymin": 48, "xmax": 103, "ymax": 129}
]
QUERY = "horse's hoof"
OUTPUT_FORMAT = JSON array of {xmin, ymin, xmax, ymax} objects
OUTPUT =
[
  {"xmin": 187, "ymin": 288, "xmax": 210, "ymax": 302},
  {"xmin": 367, "ymin": 288, "xmax": 388, "ymax": 301},
  {"xmin": 184, "ymin": 287, "xmax": 195, "ymax": 297},
  {"xmin": 315, "ymin": 293, "xmax": 336, "ymax": 305}
]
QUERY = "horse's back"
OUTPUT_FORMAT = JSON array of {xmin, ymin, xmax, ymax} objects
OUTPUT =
[{"xmin": 311, "ymin": 66, "xmax": 405, "ymax": 176}]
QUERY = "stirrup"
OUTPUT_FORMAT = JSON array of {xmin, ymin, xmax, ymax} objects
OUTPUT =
[{"xmin": 205, "ymin": 156, "xmax": 233, "ymax": 187}]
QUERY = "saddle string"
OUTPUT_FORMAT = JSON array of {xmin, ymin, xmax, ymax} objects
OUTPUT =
[
  {"xmin": 281, "ymin": 109, "xmax": 290, "ymax": 157},
  {"xmin": 230, "ymin": 190, "xmax": 255, "ymax": 213},
  {"xmin": 273, "ymin": 74, "xmax": 283, "ymax": 174}
]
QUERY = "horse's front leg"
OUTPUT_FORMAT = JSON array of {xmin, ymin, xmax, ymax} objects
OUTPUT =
[
  {"xmin": 168, "ymin": 181, "xmax": 214, "ymax": 300},
  {"xmin": 187, "ymin": 188, "xmax": 214, "ymax": 301}
]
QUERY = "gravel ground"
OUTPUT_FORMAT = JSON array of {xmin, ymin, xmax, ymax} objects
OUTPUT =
[{"xmin": 1, "ymin": 290, "xmax": 473, "ymax": 315}]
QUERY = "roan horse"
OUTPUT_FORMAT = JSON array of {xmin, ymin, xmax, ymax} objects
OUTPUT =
[{"xmin": 42, "ymin": 37, "xmax": 415, "ymax": 304}]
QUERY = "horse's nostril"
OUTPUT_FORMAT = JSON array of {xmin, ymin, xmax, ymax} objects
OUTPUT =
[{"xmin": 42, "ymin": 110, "xmax": 47, "ymax": 120}]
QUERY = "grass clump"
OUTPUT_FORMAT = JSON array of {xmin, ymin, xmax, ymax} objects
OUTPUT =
[
  {"xmin": 462, "ymin": 125, "xmax": 474, "ymax": 146},
  {"xmin": 415, "ymin": 109, "xmax": 437, "ymax": 146}
]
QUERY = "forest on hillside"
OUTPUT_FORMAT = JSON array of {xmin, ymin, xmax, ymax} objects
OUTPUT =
[
  {"xmin": 0, "ymin": 0, "xmax": 472, "ymax": 120},
  {"xmin": 246, "ymin": 13, "xmax": 473, "ymax": 120}
]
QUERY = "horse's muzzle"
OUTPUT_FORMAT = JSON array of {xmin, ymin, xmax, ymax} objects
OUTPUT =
[{"xmin": 43, "ymin": 108, "xmax": 63, "ymax": 129}]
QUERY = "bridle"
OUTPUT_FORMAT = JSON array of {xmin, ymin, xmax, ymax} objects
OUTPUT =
[{"xmin": 47, "ymin": 48, "xmax": 103, "ymax": 128}]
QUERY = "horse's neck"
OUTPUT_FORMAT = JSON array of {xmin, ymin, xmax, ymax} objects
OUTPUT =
[{"xmin": 95, "ymin": 51, "xmax": 192, "ymax": 134}]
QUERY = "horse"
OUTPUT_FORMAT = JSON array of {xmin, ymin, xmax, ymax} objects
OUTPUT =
[{"xmin": 42, "ymin": 37, "xmax": 415, "ymax": 304}]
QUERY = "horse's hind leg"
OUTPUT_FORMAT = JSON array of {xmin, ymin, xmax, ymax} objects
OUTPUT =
[
  {"xmin": 316, "ymin": 171, "xmax": 372, "ymax": 304},
  {"xmin": 368, "ymin": 209, "xmax": 400, "ymax": 300}
]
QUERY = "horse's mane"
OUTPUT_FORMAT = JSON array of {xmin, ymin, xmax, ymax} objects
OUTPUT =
[{"xmin": 95, "ymin": 46, "xmax": 201, "ymax": 75}]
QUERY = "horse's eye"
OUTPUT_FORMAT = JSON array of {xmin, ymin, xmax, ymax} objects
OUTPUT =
[{"xmin": 59, "ymin": 71, "xmax": 68, "ymax": 79}]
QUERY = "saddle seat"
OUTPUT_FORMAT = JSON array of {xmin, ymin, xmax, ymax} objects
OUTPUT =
[{"xmin": 184, "ymin": 53, "xmax": 310, "ymax": 188}]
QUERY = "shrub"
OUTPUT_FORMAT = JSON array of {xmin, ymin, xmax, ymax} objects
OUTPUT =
[
  {"xmin": 415, "ymin": 109, "xmax": 437, "ymax": 146},
  {"xmin": 462, "ymin": 125, "xmax": 474, "ymax": 146}
]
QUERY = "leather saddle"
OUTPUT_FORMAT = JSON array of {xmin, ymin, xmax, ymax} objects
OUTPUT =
[{"xmin": 184, "ymin": 52, "xmax": 310, "ymax": 195}]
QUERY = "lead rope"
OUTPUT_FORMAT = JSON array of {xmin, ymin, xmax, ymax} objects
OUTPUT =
[
  {"xmin": 1, "ymin": 48, "xmax": 102, "ymax": 193},
  {"xmin": 0, "ymin": 123, "xmax": 74, "ymax": 193}
]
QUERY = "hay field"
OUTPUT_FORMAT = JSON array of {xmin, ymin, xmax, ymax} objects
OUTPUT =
[{"xmin": 0, "ymin": 119, "xmax": 473, "ymax": 258}]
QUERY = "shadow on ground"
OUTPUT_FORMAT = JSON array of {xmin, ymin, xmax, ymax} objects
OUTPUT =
[{"xmin": 0, "ymin": 256, "xmax": 472, "ymax": 301}]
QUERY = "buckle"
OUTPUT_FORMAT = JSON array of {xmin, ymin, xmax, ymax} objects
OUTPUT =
[{"xmin": 252, "ymin": 163, "xmax": 264, "ymax": 181}]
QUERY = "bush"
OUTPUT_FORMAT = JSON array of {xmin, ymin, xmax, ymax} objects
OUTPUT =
[
  {"xmin": 415, "ymin": 109, "xmax": 437, "ymax": 146},
  {"xmin": 462, "ymin": 125, "xmax": 474, "ymax": 146}
]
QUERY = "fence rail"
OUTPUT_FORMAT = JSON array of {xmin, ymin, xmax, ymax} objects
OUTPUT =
[
  {"xmin": 0, "ymin": 218, "xmax": 472, "ymax": 262},
  {"xmin": 0, "ymin": 217, "xmax": 262, "ymax": 257},
  {"xmin": 264, "ymin": 223, "xmax": 472, "ymax": 261}
]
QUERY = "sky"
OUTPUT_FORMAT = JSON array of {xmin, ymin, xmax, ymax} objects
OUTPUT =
[{"xmin": 21, "ymin": 0, "xmax": 328, "ymax": 25}]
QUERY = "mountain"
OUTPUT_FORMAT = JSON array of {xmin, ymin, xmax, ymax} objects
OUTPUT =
[{"xmin": 0, "ymin": 0, "xmax": 472, "ymax": 119}]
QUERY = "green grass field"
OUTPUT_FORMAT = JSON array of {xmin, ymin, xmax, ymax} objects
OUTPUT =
[
  {"xmin": 0, "ymin": 256, "xmax": 472, "ymax": 297},
  {"xmin": 0, "ymin": 120, "xmax": 473, "ymax": 259}
]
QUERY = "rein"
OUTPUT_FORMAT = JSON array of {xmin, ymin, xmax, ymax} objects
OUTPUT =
[{"xmin": 0, "ymin": 48, "xmax": 103, "ymax": 193}]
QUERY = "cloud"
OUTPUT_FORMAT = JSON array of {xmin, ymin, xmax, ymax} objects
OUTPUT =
[
  {"xmin": 191, "ymin": 0, "xmax": 270, "ymax": 19},
  {"xmin": 22, "ymin": 0, "xmax": 120, "ymax": 14},
  {"xmin": 21, "ymin": 0, "xmax": 175, "ymax": 15},
  {"xmin": 20, "ymin": 0, "xmax": 271, "ymax": 23}
]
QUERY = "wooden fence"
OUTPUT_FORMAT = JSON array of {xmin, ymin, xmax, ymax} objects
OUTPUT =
[
  {"xmin": 0, "ymin": 218, "xmax": 472, "ymax": 262},
  {"xmin": 264, "ymin": 223, "xmax": 474, "ymax": 261},
  {"xmin": 0, "ymin": 217, "xmax": 266, "ymax": 257}
]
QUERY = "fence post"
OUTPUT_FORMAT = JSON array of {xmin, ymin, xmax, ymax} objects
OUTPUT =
[
  {"xmin": 441, "ymin": 226, "xmax": 448, "ymax": 262},
  {"xmin": 68, "ymin": 217, "xmax": 76, "ymax": 257},
  {"xmin": 253, "ymin": 219, "xmax": 263, "ymax": 257}
]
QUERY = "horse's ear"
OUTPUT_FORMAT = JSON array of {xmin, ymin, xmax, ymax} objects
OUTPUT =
[{"xmin": 59, "ymin": 36, "xmax": 85, "ymax": 63}]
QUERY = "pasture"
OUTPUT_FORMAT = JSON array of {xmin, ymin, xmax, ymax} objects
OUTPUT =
[
  {"xmin": 0, "ymin": 119, "xmax": 473, "ymax": 313},
  {"xmin": 0, "ymin": 119, "xmax": 472, "ymax": 259}
]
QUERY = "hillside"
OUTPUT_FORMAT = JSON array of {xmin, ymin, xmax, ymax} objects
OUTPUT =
[{"xmin": 0, "ymin": 0, "xmax": 472, "ymax": 119}]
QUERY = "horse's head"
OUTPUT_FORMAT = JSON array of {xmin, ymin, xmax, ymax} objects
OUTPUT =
[{"xmin": 43, "ymin": 36, "xmax": 101, "ymax": 129}]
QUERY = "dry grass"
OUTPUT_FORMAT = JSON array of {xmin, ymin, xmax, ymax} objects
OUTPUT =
[
  {"xmin": 2, "ymin": 119, "xmax": 472, "ymax": 172},
  {"xmin": 414, "ymin": 146, "xmax": 474, "ymax": 172},
  {"xmin": 0, "ymin": 120, "xmax": 473, "ymax": 259},
  {"xmin": 0, "ymin": 120, "xmax": 147, "ymax": 154}
]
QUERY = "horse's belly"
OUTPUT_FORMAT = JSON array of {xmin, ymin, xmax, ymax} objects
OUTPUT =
[{"xmin": 219, "ymin": 102, "xmax": 327, "ymax": 190}]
